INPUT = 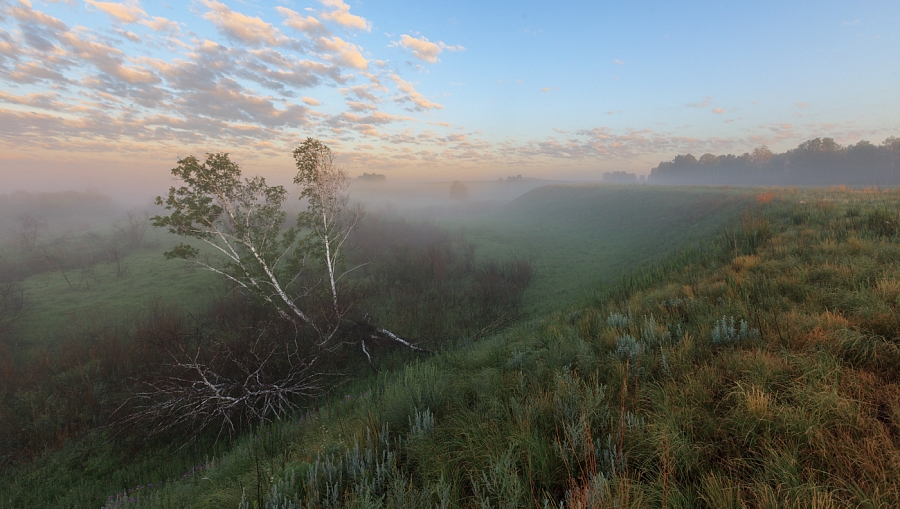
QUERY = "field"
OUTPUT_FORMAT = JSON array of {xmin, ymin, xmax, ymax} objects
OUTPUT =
[
  {"xmin": 4, "ymin": 185, "xmax": 900, "ymax": 508},
  {"xmin": 458, "ymin": 185, "xmax": 751, "ymax": 313},
  {"xmin": 10, "ymin": 234, "xmax": 220, "ymax": 347}
]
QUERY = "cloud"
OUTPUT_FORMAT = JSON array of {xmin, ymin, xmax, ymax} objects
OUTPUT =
[
  {"xmin": 319, "ymin": 0, "xmax": 370, "ymax": 31},
  {"xmin": 391, "ymin": 34, "xmax": 464, "ymax": 64},
  {"xmin": 7, "ymin": 1, "xmax": 68, "ymax": 31},
  {"xmin": 613, "ymin": 59, "xmax": 624, "ymax": 65},
  {"xmin": 712, "ymin": 107, "xmax": 725, "ymax": 115},
  {"xmin": 37, "ymin": 34, "xmax": 149, "ymax": 94},
  {"xmin": 6, "ymin": 61, "xmax": 70, "ymax": 84},
  {"xmin": 339, "ymin": 111, "xmax": 410, "ymax": 126},
  {"xmin": 201, "ymin": 0, "xmax": 287, "ymax": 47},
  {"xmin": 340, "ymin": 84, "xmax": 386, "ymax": 103},
  {"xmin": 142, "ymin": 16, "xmax": 179, "ymax": 32},
  {"xmin": 541, "ymin": 87, "xmax": 550, "ymax": 92},
  {"xmin": 0, "ymin": 0, "xmax": 478, "ymax": 173},
  {"xmin": 686, "ymin": 96, "xmax": 713, "ymax": 108},
  {"xmin": 390, "ymin": 74, "xmax": 443, "ymax": 110},
  {"xmin": 114, "ymin": 28, "xmax": 141, "ymax": 43},
  {"xmin": 346, "ymin": 100, "xmax": 376, "ymax": 112},
  {"xmin": 276, "ymin": 7, "xmax": 330, "ymax": 37},
  {"xmin": 85, "ymin": 0, "xmax": 146, "ymax": 24},
  {"xmin": 795, "ymin": 102, "xmax": 810, "ymax": 108},
  {"xmin": 174, "ymin": 78, "xmax": 311, "ymax": 128},
  {"xmin": 0, "ymin": 91, "xmax": 70, "ymax": 112},
  {"xmin": 59, "ymin": 30, "xmax": 159, "ymax": 85},
  {"xmin": 314, "ymin": 36, "xmax": 367, "ymax": 69},
  {"xmin": 7, "ymin": 0, "xmax": 69, "ymax": 51}
]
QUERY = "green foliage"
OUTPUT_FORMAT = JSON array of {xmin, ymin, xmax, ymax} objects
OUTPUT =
[
  {"xmin": 152, "ymin": 153, "xmax": 304, "ymax": 316},
  {"xmin": 614, "ymin": 334, "xmax": 642, "ymax": 363}
]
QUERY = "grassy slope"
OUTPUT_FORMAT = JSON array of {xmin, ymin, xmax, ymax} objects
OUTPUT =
[
  {"xmin": 11, "ymin": 186, "xmax": 900, "ymax": 508},
  {"xmin": 458, "ymin": 185, "xmax": 751, "ymax": 314}
]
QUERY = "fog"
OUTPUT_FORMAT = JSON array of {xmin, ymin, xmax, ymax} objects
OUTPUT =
[
  {"xmin": 347, "ymin": 176, "xmax": 570, "ymax": 219},
  {"xmin": 0, "ymin": 190, "xmax": 129, "ymax": 243}
]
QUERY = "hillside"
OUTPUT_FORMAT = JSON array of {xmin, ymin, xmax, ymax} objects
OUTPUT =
[
  {"xmin": 461, "ymin": 185, "xmax": 752, "ymax": 313},
  {"xmin": 5, "ymin": 186, "xmax": 900, "ymax": 508}
]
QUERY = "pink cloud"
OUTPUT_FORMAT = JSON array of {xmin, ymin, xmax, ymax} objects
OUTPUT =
[
  {"xmin": 85, "ymin": 0, "xmax": 146, "ymax": 24},
  {"xmin": 319, "ymin": 0, "xmax": 370, "ymax": 31},
  {"xmin": 201, "ymin": 0, "xmax": 286, "ymax": 47},
  {"xmin": 391, "ymin": 34, "xmax": 464, "ymax": 64},
  {"xmin": 390, "ymin": 74, "xmax": 443, "ymax": 111}
]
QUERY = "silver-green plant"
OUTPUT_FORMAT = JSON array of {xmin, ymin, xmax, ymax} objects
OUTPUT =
[
  {"xmin": 606, "ymin": 311, "xmax": 630, "ymax": 329},
  {"xmin": 614, "ymin": 334, "xmax": 642, "ymax": 363},
  {"xmin": 409, "ymin": 407, "xmax": 435, "ymax": 440},
  {"xmin": 660, "ymin": 352, "xmax": 671, "ymax": 378},
  {"xmin": 300, "ymin": 424, "xmax": 396, "ymax": 508},
  {"xmin": 640, "ymin": 314, "xmax": 668, "ymax": 346},
  {"xmin": 564, "ymin": 472, "xmax": 613, "ymax": 509},
  {"xmin": 711, "ymin": 315, "xmax": 759, "ymax": 344}
]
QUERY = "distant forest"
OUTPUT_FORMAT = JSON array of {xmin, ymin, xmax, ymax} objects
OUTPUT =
[{"xmin": 650, "ymin": 136, "xmax": 900, "ymax": 186}]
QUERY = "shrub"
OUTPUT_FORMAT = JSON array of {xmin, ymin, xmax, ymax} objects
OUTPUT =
[{"xmin": 615, "ymin": 334, "xmax": 642, "ymax": 363}]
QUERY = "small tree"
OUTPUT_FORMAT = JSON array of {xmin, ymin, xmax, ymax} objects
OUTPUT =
[
  {"xmin": 13, "ymin": 213, "xmax": 47, "ymax": 252},
  {"xmin": 113, "ymin": 212, "xmax": 148, "ymax": 250}
]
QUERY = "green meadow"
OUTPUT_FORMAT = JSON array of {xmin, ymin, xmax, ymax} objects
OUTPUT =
[
  {"xmin": 458, "ymin": 185, "xmax": 752, "ymax": 314},
  {"xmin": 4, "ymin": 185, "xmax": 900, "ymax": 508},
  {"xmin": 12, "ymin": 239, "xmax": 219, "ymax": 346}
]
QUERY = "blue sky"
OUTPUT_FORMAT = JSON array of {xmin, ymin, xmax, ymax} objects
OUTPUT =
[{"xmin": 1, "ymin": 0, "xmax": 898, "ymax": 193}]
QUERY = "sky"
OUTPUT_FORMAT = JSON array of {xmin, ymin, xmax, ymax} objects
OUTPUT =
[{"xmin": 1, "ymin": 0, "xmax": 899, "ymax": 195}]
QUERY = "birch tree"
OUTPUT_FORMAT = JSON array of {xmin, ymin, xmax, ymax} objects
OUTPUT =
[
  {"xmin": 152, "ymin": 152, "xmax": 322, "ymax": 334},
  {"xmin": 292, "ymin": 138, "xmax": 425, "ymax": 358},
  {"xmin": 137, "ymin": 140, "xmax": 423, "ymax": 437},
  {"xmin": 293, "ymin": 138, "xmax": 362, "ymax": 340}
]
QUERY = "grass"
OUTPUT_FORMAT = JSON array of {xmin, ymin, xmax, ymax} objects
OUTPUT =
[
  {"xmin": 6, "ymin": 185, "xmax": 900, "ymax": 508},
  {"xmin": 455, "ymin": 185, "xmax": 753, "ymax": 314},
  {"xmin": 11, "ymin": 241, "xmax": 219, "ymax": 346}
]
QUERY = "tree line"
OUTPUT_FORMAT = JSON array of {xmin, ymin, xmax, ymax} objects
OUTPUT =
[{"xmin": 650, "ymin": 136, "xmax": 900, "ymax": 186}]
